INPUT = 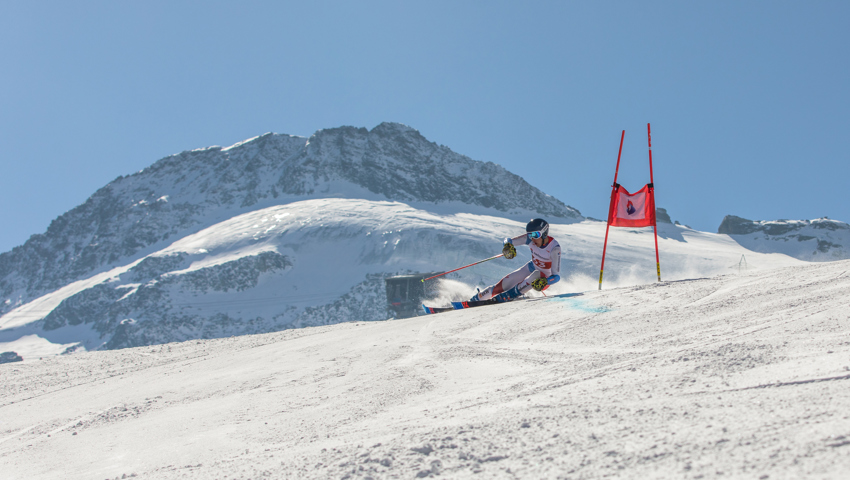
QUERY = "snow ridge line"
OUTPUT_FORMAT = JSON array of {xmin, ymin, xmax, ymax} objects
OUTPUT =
[
  {"xmin": 0, "ymin": 424, "xmax": 39, "ymax": 446},
  {"xmin": 680, "ymin": 372, "xmax": 850, "ymax": 398},
  {"xmin": 710, "ymin": 372, "xmax": 850, "ymax": 393}
]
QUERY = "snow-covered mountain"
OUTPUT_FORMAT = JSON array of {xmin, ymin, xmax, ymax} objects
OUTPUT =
[
  {"xmin": 0, "ymin": 123, "xmax": 577, "ymax": 313},
  {"xmin": 718, "ymin": 215, "xmax": 850, "ymax": 261},
  {"xmin": 0, "ymin": 122, "xmax": 845, "ymax": 359}
]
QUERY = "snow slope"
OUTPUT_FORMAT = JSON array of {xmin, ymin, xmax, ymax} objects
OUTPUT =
[
  {"xmin": 2, "ymin": 259, "xmax": 848, "ymax": 479},
  {"xmin": 0, "ymin": 199, "xmax": 805, "ymax": 358}
]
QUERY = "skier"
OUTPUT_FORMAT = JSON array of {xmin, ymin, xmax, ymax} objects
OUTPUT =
[{"xmin": 470, "ymin": 218, "xmax": 561, "ymax": 302}]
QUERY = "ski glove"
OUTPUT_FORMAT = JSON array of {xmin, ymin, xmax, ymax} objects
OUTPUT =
[
  {"xmin": 502, "ymin": 242, "xmax": 517, "ymax": 260},
  {"xmin": 531, "ymin": 276, "xmax": 548, "ymax": 291}
]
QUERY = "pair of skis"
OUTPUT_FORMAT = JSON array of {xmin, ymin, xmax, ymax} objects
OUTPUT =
[
  {"xmin": 422, "ymin": 291, "xmax": 583, "ymax": 315},
  {"xmin": 422, "ymin": 286, "xmax": 524, "ymax": 315},
  {"xmin": 422, "ymin": 298, "xmax": 515, "ymax": 315}
]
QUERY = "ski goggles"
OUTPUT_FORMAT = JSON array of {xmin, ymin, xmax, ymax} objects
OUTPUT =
[{"xmin": 527, "ymin": 231, "xmax": 544, "ymax": 239}]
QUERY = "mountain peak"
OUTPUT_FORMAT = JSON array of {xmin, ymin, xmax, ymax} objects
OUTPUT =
[{"xmin": 370, "ymin": 122, "xmax": 421, "ymax": 137}]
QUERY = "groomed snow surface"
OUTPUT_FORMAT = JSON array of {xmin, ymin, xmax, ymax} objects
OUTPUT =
[{"xmin": 2, "ymin": 259, "xmax": 849, "ymax": 479}]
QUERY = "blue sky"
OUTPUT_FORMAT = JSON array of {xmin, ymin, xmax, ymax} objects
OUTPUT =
[{"xmin": 1, "ymin": 1, "xmax": 848, "ymax": 253}]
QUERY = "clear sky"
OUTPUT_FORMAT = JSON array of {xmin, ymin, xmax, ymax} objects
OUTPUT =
[{"xmin": 2, "ymin": 1, "xmax": 848, "ymax": 253}]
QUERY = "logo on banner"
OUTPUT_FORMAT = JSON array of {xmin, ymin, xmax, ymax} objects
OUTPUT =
[{"xmin": 626, "ymin": 200, "xmax": 636, "ymax": 215}]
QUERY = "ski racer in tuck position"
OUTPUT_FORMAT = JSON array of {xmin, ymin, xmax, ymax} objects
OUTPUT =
[{"xmin": 470, "ymin": 218, "xmax": 561, "ymax": 302}]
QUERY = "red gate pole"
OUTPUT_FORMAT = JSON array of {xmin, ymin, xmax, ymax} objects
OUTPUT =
[
  {"xmin": 648, "ymin": 123, "xmax": 661, "ymax": 282},
  {"xmin": 599, "ymin": 130, "xmax": 625, "ymax": 290}
]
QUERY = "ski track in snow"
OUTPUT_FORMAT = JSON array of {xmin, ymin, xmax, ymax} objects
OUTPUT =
[{"xmin": 1, "ymin": 260, "xmax": 849, "ymax": 479}]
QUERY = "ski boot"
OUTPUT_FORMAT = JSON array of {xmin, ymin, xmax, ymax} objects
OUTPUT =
[{"xmin": 494, "ymin": 285, "xmax": 521, "ymax": 303}]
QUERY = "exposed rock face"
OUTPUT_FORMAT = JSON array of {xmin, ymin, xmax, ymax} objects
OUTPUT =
[
  {"xmin": 295, "ymin": 124, "xmax": 578, "ymax": 218},
  {"xmin": 718, "ymin": 215, "xmax": 768, "ymax": 235},
  {"xmin": 40, "ymin": 251, "xmax": 292, "ymax": 334},
  {"xmin": 0, "ymin": 351, "xmax": 23, "ymax": 364},
  {"xmin": 656, "ymin": 208, "xmax": 673, "ymax": 224}
]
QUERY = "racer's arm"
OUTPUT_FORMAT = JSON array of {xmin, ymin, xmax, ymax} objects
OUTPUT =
[
  {"xmin": 547, "ymin": 245, "xmax": 561, "ymax": 285},
  {"xmin": 503, "ymin": 234, "xmax": 530, "ymax": 246}
]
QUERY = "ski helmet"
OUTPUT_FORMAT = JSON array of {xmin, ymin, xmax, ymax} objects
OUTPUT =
[{"xmin": 526, "ymin": 218, "xmax": 549, "ymax": 241}]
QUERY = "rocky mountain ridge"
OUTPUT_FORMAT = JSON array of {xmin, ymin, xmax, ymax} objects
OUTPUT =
[{"xmin": 718, "ymin": 215, "xmax": 850, "ymax": 261}]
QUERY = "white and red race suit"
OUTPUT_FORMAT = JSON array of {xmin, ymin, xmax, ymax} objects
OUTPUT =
[{"xmin": 472, "ymin": 233, "xmax": 562, "ymax": 301}]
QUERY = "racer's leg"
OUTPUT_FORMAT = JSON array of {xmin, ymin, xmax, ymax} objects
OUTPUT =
[
  {"xmin": 472, "ymin": 262, "xmax": 535, "ymax": 301},
  {"xmin": 515, "ymin": 269, "xmax": 543, "ymax": 295}
]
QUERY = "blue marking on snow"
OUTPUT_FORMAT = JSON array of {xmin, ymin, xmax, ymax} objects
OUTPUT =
[{"xmin": 546, "ymin": 293, "xmax": 612, "ymax": 313}]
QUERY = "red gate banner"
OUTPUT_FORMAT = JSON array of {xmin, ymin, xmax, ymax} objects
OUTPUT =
[{"xmin": 607, "ymin": 183, "xmax": 656, "ymax": 228}]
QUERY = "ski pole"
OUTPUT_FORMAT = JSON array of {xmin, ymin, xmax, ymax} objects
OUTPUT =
[{"xmin": 421, "ymin": 254, "xmax": 505, "ymax": 282}]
